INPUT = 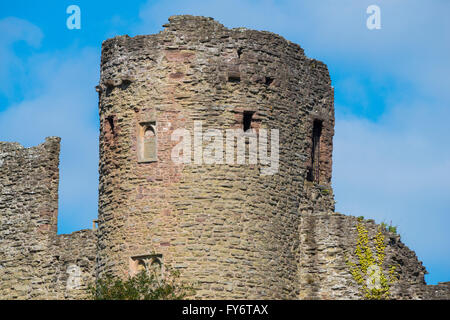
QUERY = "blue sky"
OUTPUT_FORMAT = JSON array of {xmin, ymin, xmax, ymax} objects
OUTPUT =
[{"xmin": 0, "ymin": 0, "xmax": 448, "ymax": 284}]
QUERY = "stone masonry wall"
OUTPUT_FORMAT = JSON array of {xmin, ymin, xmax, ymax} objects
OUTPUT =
[
  {"xmin": 0, "ymin": 138, "xmax": 60, "ymax": 298},
  {"xmin": 298, "ymin": 213, "xmax": 450, "ymax": 300},
  {"xmin": 51, "ymin": 230, "xmax": 97, "ymax": 299},
  {"xmin": 0, "ymin": 138, "xmax": 96, "ymax": 299},
  {"xmin": 423, "ymin": 282, "xmax": 450, "ymax": 300}
]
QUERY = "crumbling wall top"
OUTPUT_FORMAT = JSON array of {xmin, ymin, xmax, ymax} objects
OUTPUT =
[
  {"xmin": 0, "ymin": 136, "xmax": 60, "ymax": 153},
  {"xmin": 100, "ymin": 15, "xmax": 310, "ymax": 62}
]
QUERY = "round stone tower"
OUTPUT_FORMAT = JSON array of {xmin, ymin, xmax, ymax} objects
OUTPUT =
[{"xmin": 96, "ymin": 15, "xmax": 335, "ymax": 299}]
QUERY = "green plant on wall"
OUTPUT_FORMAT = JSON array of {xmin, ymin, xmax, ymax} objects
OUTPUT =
[
  {"xmin": 380, "ymin": 221, "xmax": 398, "ymax": 234},
  {"xmin": 346, "ymin": 222, "xmax": 398, "ymax": 299},
  {"xmin": 88, "ymin": 268, "xmax": 195, "ymax": 300},
  {"xmin": 388, "ymin": 225, "xmax": 397, "ymax": 234}
]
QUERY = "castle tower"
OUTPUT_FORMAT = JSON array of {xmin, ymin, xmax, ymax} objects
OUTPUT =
[{"xmin": 96, "ymin": 15, "xmax": 335, "ymax": 299}]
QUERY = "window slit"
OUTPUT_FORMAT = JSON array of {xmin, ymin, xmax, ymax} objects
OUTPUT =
[
  {"xmin": 106, "ymin": 116, "xmax": 115, "ymax": 136},
  {"xmin": 308, "ymin": 120, "xmax": 323, "ymax": 183},
  {"xmin": 243, "ymin": 111, "xmax": 254, "ymax": 132}
]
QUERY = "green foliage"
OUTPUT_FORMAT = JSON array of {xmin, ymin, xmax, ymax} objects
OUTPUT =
[
  {"xmin": 346, "ymin": 223, "xmax": 398, "ymax": 300},
  {"xmin": 88, "ymin": 269, "xmax": 195, "ymax": 300},
  {"xmin": 380, "ymin": 221, "xmax": 398, "ymax": 234},
  {"xmin": 388, "ymin": 225, "xmax": 397, "ymax": 234}
]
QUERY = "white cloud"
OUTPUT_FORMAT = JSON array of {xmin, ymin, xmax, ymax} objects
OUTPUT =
[
  {"xmin": 0, "ymin": 17, "xmax": 43, "ymax": 47},
  {"xmin": 0, "ymin": 17, "xmax": 44, "ymax": 102}
]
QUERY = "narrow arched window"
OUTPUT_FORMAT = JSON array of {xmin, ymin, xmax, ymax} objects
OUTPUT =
[
  {"xmin": 138, "ymin": 121, "xmax": 157, "ymax": 162},
  {"xmin": 144, "ymin": 126, "xmax": 156, "ymax": 160}
]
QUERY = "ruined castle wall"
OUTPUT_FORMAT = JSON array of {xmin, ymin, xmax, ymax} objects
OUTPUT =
[
  {"xmin": 0, "ymin": 138, "xmax": 96, "ymax": 299},
  {"xmin": 423, "ymin": 282, "xmax": 450, "ymax": 300},
  {"xmin": 0, "ymin": 138, "xmax": 61, "ymax": 299},
  {"xmin": 51, "ymin": 230, "xmax": 97, "ymax": 299},
  {"xmin": 297, "ymin": 213, "xmax": 449, "ymax": 300},
  {"xmin": 97, "ymin": 15, "xmax": 335, "ymax": 299}
]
